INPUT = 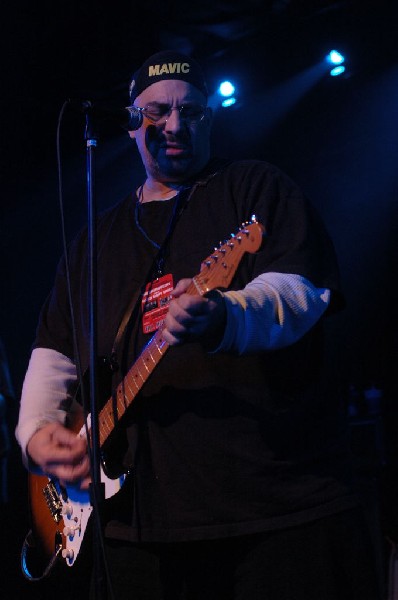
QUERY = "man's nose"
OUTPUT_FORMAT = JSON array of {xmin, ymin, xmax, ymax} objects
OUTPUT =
[{"xmin": 164, "ymin": 108, "xmax": 186, "ymax": 132}]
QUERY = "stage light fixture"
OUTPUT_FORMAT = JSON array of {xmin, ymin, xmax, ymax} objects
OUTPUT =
[
  {"xmin": 330, "ymin": 65, "xmax": 346, "ymax": 77},
  {"xmin": 326, "ymin": 50, "xmax": 346, "ymax": 77},
  {"xmin": 218, "ymin": 81, "xmax": 235, "ymax": 97},
  {"xmin": 221, "ymin": 97, "xmax": 237, "ymax": 108},
  {"xmin": 216, "ymin": 80, "xmax": 237, "ymax": 109},
  {"xmin": 327, "ymin": 50, "xmax": 345, "ymax": 65}
]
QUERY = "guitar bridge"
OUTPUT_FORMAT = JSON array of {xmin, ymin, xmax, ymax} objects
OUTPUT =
[{"xmin": 42, "ymin": 480, "xmax": 63, "ymax": 524}]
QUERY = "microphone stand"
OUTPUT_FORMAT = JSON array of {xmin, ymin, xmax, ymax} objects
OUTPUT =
[
  {"xmin": 85, "ymin": 110, "xmax": 107, "ymax": 600},
  {"xmin": 80, "ymin": 101, "xmax": 141, "ymax": 598}
]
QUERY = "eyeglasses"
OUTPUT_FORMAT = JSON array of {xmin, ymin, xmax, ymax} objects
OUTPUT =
[{"xmin": 132, "ymin": 102, "xmax": 206, "ymax": 125}]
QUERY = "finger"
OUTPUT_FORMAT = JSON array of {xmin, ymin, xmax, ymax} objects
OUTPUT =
[
  {"xmin": 171, "ymin": 278, "xmax": 192, "ymax": 298},
  {"xmin": 168, "ymin": 296, "xmax": 208, "ymax": 323},
  {"xmin": 41, "ymin": 447, "xmax": 87, "ymax": 468},
  {"xmin": 51, "ymin": 455, "xmax": 91, "ymax": 483},
  {"xmin": 51, "ymin": 426, "xmax": 87, "ymax": 450},
  {"xmin": 162, "ymin": 324, "xmax": 187, "ymax": 346},
  {"xmin": 177, "ymin": 295, "xmax": 208, "ymax": 315},
  {"xmin": 44, "ymin": 438, "xmax": 87, "ymax": 465},
  {"xmin": 46, "ymin": 450, "xmax": 89, "ymax": 471},
  {"xmin": 79, "ymin": 475, "xmax": 92, "ymax": 490}
]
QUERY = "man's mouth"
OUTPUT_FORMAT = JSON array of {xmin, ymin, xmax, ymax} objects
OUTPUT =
[{"xmin": 159, "ymin": 140, "xmax": 190, "ymax": 156}]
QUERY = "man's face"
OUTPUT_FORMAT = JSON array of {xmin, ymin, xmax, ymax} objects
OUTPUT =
[{"xmin": 130, "ymin": 79, "xmax": 212, "ymax": 183}]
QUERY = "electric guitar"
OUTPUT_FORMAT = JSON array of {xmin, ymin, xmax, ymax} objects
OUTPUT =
[{"xmin": 21, "ymin": 218, "xmax": 265, "ymax": 580}]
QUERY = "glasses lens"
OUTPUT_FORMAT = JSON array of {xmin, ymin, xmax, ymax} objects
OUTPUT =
[
  {"xmin": 141, "ymin": 103, "xmax": 169, "ymax": 122},
  {"xmin": 141, "ymin": 103, "xmax": 205, "ymax": 123},
  {"xmin": 179, "ymin": 104, "xmax": 205, "ymax": 121}
]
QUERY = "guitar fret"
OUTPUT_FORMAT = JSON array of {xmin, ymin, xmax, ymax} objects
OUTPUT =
[
  {"xmin": 142, "ymin": 356, "xmax": 151, "ymax": 374},
  {"xmin": 154, "ymin": 334, "xmax": 168, "ymax": 354},
  {"xmin": 100, "ymin": 391, "xmax": 127, "ymax": 442},
  {"xmin": 113, "ymin": 387, "xmax": 129, "ymax": 416},
  {"xmin": 135, "ymin": 368, "xmax": 146, "ymax": 384},
  {"xmin": 104, "ymin": 418, "xmax": 112, "ymax": 435},
  {"xmin": 126, "ymin": 371, "xmax": 140, "ymax": 393},
  {"xmin": 100, "ymin": 424, "xmax": 109, "ymax": 446},
  {"xmin": 116, "ymin": 389, "xmax": 129, "ymax": 413},
  {"xmin": 122, "ymin": 377, "xmax": 136, "ymax": 402},
  {"xmin": 152, "ymin": 341, "xmax": 163, "ymax": 357},
  {"xmin": 146, "ymin": 348, "xmax": 157, "ymax": 364},
  {"xmin": 101, "ymin": 417, "xmax": 111, "ymax": 436},
  {"xmin": 117, "ymin": 399, "xmax": 126, "ymax": 418}
]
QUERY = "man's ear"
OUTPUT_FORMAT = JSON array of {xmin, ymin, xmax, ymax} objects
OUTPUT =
[{"xmin": 128, "ymin": 130, "xmax": 137, "ymax": 140}]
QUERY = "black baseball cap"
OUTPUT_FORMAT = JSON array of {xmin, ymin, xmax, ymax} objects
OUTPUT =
[{"xmin": 129, "ymin": 50, "xmax": 208, "ymax": 102}]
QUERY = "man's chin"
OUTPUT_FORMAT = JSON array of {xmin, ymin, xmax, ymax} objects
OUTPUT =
[{"xmin": 157, "ymin": 155, "xmax": 194, "ymax": 177}]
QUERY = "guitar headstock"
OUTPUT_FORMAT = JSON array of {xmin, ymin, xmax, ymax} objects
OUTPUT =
[{"xmin": 196, "ymin": 217, "xmax": 265, "ymax": 294}]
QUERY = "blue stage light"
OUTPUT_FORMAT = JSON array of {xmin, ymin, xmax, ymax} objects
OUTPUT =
[
  {"xmin": 218, "ymin": 81, "xmax": 235, "ymax": 97},
  {"xmin": 327, "ymin": 50, "xmax": 345, "ymax": 65},
  {"xmin": 330, "ymin": 65, "xmax": 346, "ymax": 77},
  {"xmin": 221, "ymin": 97, "xmax": 236, "ymax": 108}
]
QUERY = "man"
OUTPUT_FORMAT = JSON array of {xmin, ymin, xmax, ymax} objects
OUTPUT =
[{"xmin": 16, "ymin": 51, "xmax": 380, "ymax": 599}]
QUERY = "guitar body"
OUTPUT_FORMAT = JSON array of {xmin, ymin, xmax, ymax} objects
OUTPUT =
[
  {"xmin": 22, "ymin": 360, "xmax": 127, "ymax": 579},
  {"xmin": 23, "ymin": 433, "xmax": 126, "ymax": 579},
  {"xmin": 26, "ymin": 472, "xmax": 65, "ymax": 562},
  {"xmin": 21, "ymin": 219, "xmax": 265, "ymax": 579}
]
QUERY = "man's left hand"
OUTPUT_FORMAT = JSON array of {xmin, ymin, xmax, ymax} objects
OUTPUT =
[{"xmin": 162, "ymin": 278, "xmax": 226, "ymax": 348}]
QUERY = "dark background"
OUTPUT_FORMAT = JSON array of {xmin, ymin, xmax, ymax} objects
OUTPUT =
[{"xmin": 1, "ymin": 1, "xmax": 397, "ymax": 597}]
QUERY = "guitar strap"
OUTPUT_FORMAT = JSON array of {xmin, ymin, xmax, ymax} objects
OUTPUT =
[{"xmin": 110, "ymin": 286, "xmax": 144, "ymax": 370}]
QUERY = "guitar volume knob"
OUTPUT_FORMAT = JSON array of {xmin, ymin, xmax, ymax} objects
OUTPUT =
[
  {"xmin": 62, "ymin": 548, "xmax": 75, "ymax": 561},
  {"xmin": 63, "ymin": 525, "xmax": 77, "ymax": 538},
  {"xmin": 61, "ymin": 503, "xmax": 73, "ymax": 518}
]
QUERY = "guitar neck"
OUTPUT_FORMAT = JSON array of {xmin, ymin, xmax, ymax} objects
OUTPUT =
[{"xmin": 96, "ymin": 219, "xmax": 264, "ymax": 448}]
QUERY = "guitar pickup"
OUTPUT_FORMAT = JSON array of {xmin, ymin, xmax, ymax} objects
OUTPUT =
[{"xmin": 42, "ymin": 480, "xmax": 63, "ymax": 524}]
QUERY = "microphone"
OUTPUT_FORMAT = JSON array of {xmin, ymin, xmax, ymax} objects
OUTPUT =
[{"xmin": 68, "ymin": 99, "xmax": 143, "ymax": 131}]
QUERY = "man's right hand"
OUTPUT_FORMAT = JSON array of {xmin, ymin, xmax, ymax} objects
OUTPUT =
[{"xmin": 27, "ymin": 422, "xmax": 90, "ymax": 488}]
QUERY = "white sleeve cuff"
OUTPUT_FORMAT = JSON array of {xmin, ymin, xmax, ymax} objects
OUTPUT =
[{"xmin": 217, "ymin": 272, "xmax": 331, "ymax": 355}]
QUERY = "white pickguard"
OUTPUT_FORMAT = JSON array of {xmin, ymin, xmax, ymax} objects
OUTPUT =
[{"xmin": 59, "ymin": 419, "xmax": 126, "ymax": 566}]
